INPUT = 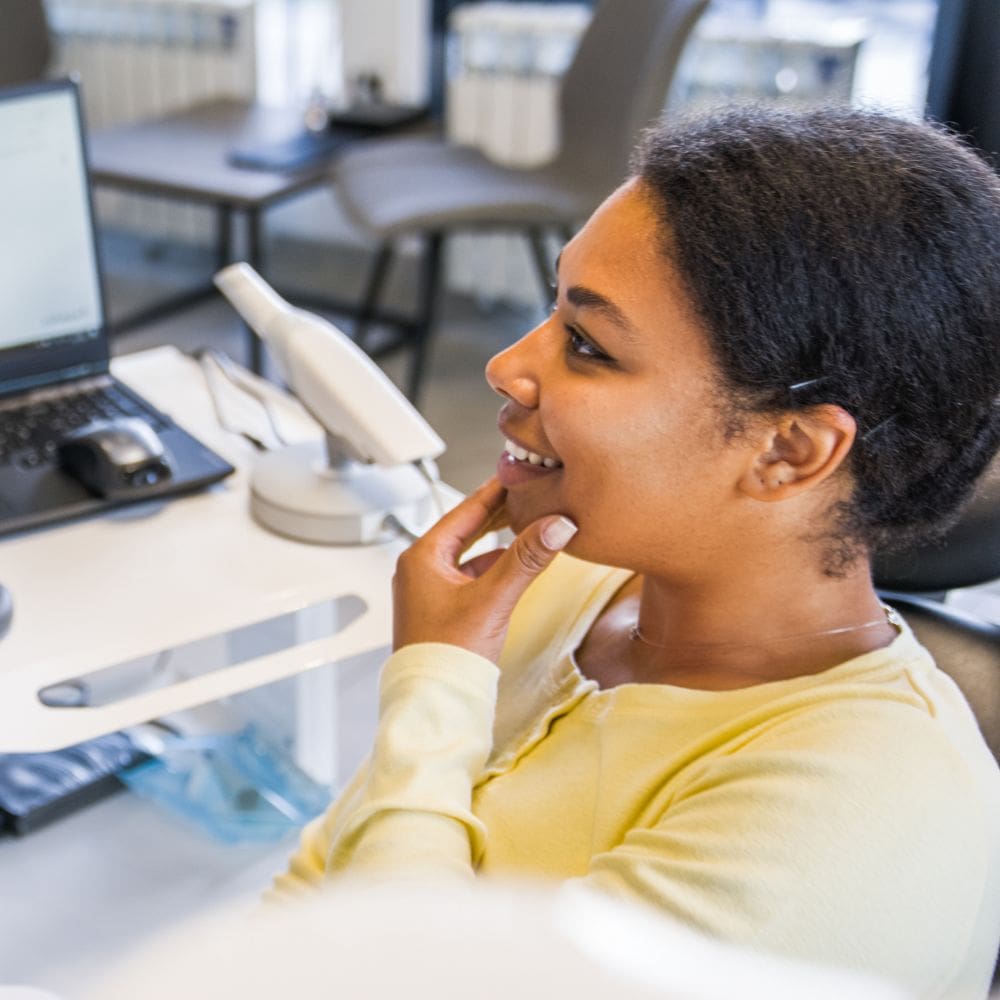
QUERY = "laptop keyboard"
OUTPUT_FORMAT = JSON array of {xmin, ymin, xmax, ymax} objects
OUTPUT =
[{"xmin": 0, "ymin": 384, "xmax": 165, "ymax": 469}]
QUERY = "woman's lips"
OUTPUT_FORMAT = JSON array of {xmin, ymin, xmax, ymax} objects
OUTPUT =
[{"xmin": 496, "ymin": 437, "xmax": 563, "ymax": 487}]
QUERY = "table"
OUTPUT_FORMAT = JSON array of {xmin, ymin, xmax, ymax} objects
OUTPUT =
[
  {"xmin": 0, "ymin": 345, "xmax": 470, "ymax": 996},
  {"xmin": 87, "ymin": 100, "xmax": 344, "ymax": 373},
  {"xmin": 0, "ymin": 781, "xmax": 296, "ymax": 997},
  {"xmin": 0, "ymin": 345, "xmax": 411, "ymax": 757}
]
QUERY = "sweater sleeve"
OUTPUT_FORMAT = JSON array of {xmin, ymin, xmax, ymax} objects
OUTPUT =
[
  {"xmin": 271, "ymin": 642, "xmax": 499, "ymax": 894},
  {"xmin": 575, "ymin": 700, "xmax": 999, "ymax": 1000}
]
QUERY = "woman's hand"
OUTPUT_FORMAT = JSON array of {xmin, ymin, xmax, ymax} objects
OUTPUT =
[{"xmin": 392, "ymin": 477, "xmax": 577, "ymax": 663}]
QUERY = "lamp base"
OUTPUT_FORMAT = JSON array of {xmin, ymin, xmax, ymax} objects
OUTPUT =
[{"xmin": 250, "ymin": 441, "xmax": 435, "ymax": 545}]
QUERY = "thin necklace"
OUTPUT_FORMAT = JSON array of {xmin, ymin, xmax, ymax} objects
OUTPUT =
[{"xmin": 628, "ymin": 606, "xmax": 901, "ymax": 651}]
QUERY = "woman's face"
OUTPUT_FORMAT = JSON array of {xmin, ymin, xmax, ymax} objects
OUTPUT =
[{"xmin": 485, "ymin": 180, "xmax": 759, "ymax": 574}]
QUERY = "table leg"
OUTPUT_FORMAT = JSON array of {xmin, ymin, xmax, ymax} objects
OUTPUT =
[
  {"xmin": 292, "ymin": 601, "xmax": 344, "ymax": 790},
  {"xmin": 246, "ymin": 206, "xmax": 264, "ymax": 374},
  {"xmin": 216, "ymin": 201, "xmax": 262, "ymax": 374},
  {"xmin": 216, "ymin": 203, "xmax": 233, "ymax": 270}
]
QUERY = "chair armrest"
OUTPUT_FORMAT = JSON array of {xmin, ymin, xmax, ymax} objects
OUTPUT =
[{"xmin": 879, "ymin": 590, "xmax": 1000, "ymax": 765}]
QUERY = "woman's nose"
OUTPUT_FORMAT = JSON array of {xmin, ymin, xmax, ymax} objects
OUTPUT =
[{"xmin": 485, "ymin": 325, "xmax": 543, "ymax": 408}]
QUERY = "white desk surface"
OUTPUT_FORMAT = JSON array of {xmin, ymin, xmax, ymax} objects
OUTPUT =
[
  {"xmin": 0, "ymin": 781, "xmax": 294, "ymax": 996},
  {"xmin": 0, "ymin": 346, "xmax": 479, "ymax": 997},
  {"xmin": 0, "ymin": 346, "xmax": 407, "ymax": 752}
]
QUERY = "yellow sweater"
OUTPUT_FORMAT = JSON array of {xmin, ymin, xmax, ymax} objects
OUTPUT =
[{"xmin": 274, "ymin": 555, "xmax": 1000, "ymax": 999}]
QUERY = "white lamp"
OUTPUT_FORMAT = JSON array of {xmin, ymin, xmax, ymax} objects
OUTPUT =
[{"xmin": 214, "ymin": 263, "xmax": 446, "ymax": 545}]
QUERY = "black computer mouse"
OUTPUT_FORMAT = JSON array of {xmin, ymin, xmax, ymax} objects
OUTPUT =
[{"xmin": 57, "ymin": 417, "xmax": 173, "ymax": 499}]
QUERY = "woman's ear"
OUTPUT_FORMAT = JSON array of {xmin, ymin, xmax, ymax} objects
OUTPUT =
[{"xmin": 739, "ymin": 405, "xmax": 857, "ymax": 502}]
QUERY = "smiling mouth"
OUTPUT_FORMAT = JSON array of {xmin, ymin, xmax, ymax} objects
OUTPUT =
[{"xmin": 503, "ymin": 438, "xmax": 562, "ymax": 469}]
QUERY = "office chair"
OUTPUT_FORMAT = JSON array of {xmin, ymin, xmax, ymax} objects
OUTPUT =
[
  {"xmin": 0, "ymin": 0, "xmax": 51, "ymax": 87},
  {"xmin": 874, "ymin": 453, "xmax": 1000, "ymax": 989},
  {"xmin": 874, "ymin": 451, "xmax": 1000, "ymax": 988},
  {"xmin": 874, "ymin": 449, "xmax": 1000, "ymax": 753},
  {"xmin": 333, "ymin": 0, "xmax": 710, "ymax": 402},
  {"xmin": 875, "ymin": 451, "xmax": 1000, "ymax": 600}
]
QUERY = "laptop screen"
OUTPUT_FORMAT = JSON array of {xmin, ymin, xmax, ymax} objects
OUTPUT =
[{"xmin": 0, "ymin": 79, "xmax": 109, "ymax": 397}]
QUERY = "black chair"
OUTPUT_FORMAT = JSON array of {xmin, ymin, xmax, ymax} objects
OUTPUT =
[
  {"xmin": 332, "ymin": 0, "xmax": 710, "ymax": 403},
  {"xmin": 0, "ymin": 0, "xmax": 51, "ymax": 87},
  {"xmin": 875, "ymin": 451, "xmax": 1000, "ymax": 600},
  {"xmin": 875, "ymin": 453, "xmax": 1000, "ymax": 988},
  {"xmin": 874, "ymin": 450, "xmax": 1000, "ymax": 754}
]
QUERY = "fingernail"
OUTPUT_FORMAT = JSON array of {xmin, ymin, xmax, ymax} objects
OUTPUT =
[{"xmin": 541, "ymin": 516, "xmax": 577, "ymax": 551}]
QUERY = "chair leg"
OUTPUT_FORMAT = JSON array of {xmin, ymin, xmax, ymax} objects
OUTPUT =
[
  {"xmin": 407, "ymin": 232, "xmax": 444, "ymax": 405},
  {"xmin": 527, "ymin": 228, "xmax": 555, "ymax": 301},
  {"xmin": 354, "ymin": 242, "xmax": 394, "ymax": 352}
]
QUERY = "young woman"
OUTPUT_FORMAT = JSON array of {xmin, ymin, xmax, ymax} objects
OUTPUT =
[{"xmin": 273, "ymin": 106, "xmax": 1000, "ymax": 997}]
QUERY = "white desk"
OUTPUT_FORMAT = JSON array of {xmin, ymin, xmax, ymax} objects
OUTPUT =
[
  {"xmin": 0, "ymin": 345, "xmax": 422, "ymax": 995},
  {"xmin": 0, "ymin": 781, "xmax": 297, "ymax": 996},
  {"xmin": 0, "ymin": 345, "xmax": 494, "ymax": 996},
  {"xmin": 0, "ymin": 345, "xmax": 408, "ymax": 755}
]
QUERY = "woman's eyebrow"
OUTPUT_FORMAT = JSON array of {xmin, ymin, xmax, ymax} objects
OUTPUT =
[
  {"xmin": 554, "ymin": 250, "xmax": 637, "ymax": 338},
  {"xmin": 566, "ymin": 285, "xmax": 637, "ymax": 338}
]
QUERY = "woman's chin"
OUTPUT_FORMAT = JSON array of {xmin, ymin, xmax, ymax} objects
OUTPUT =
[
  {"xmin": 503, "ymin": 493, "xmax": 558, "ymax": 535},
  {"xmin": 503, "ymin": 508, "xmax": 533, "ymax": 536},
  {"xmin": 504, "ymin": 495, "xmax": 585, "ymax": 554}
]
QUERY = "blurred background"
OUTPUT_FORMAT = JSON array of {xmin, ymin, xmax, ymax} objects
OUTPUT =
[
  {"xmin": 36, "ymin": 0, "xmax": 993, "ymax": 492},
  {"xmin": 42, "ymin": 0, "xmax": 998, "ymax": 763}
]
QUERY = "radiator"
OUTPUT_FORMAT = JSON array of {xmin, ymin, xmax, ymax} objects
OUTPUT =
[
  {"xmin": 441, "ymin": 4, "xmax": 865, "ymax": 310},
  {"xmin": 45, "ymin": 0, "xmax": 257, "ymax": 243},
  {"xmin": 444, "ymin": 3, "xmax": 589, "ymax": 310}
]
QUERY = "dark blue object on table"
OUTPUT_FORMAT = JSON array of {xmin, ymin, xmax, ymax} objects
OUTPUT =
[{"xmin": 0, "ymin": 731, "xmax": 149, "ymax": 835}]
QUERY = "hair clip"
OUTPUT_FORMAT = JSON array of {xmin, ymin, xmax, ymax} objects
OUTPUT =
[
  {"xmin": 786, "ymin": 376, "xmax": 832, "ymax": 404},
  {"xmin": 861, "ymin": 413, "xmax": 897, "ymax": 444}
]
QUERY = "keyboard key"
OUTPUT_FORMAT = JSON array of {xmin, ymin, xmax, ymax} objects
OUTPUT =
[{"xmin": 2, "ymin": 385, "xmax": 164, "ymax": 469}]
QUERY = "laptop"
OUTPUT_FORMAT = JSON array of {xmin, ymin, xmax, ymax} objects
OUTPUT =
[{"xmin": 0, "ymin": 78, "xmax": 234, "ymax": 538}]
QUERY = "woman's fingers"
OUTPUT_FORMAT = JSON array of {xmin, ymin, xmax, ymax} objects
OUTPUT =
[
  {"xmin": 483, "ymin": 516, "xmax": 578, "ymax": 610},
  {"xmin": 393, "ymin": 502, "xmax": 578, "ymax": 661},
  {"xmin": 459, "ymin": 548, "xmax": 506, "ymax": 579},
  {"xmin": 423, "ymin": 477, "xmax": 507, "ymax": 564}
]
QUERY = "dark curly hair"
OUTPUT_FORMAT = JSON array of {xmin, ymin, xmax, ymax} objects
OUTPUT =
[{"xmin": 632, "ymin": 105, "xmax": 1000, "ymax": 571}]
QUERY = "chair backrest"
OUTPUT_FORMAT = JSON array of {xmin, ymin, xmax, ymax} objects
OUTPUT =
[
  {"xmin": 887, "ymin": 594, "xmax": 1000, "ymax": 992},
  {"xmin": 874, "ymin": 449, "xmax": 1000, "ymax": 593},
  {"xmin": 883, "ymin": 592, "xmax": 1000, "ymax": 763},
  {"xmin": 554, "ymin": 0, "xmax": 709, "ymax": 206},
  {"xmin": 0, "ymin": 0, "xmax": 52, "ymax": 87},
  {"xmin": 877, "ymin": 462, "xmax": 1000, "ymax": 991}
]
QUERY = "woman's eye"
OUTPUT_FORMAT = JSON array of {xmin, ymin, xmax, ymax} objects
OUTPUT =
[{"xmin": 565, "ymin": 325, "xmax": 611, "ymax": 363}]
